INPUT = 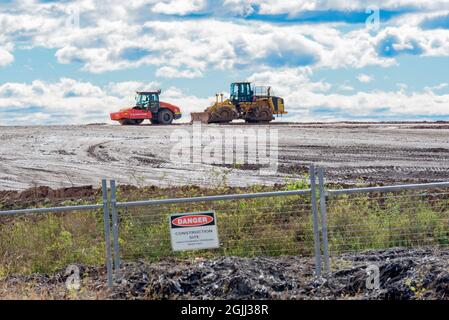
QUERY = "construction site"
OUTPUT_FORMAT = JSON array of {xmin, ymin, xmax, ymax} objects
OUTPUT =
[
  {"xmin": 3, "ymin": 0, "xmax": 449, "ymax": 308},
  {"xmin": 1, "ymin": 80, "xmax": 449, "ymax": 302},
  {"xmin": 1, "ymin": 122, "xmax": 449, "ymax": 191}
]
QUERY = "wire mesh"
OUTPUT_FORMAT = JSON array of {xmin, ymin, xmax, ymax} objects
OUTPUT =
[
  {"xmin": 116, "ymin": 194, "xmax": 314, "ymax": 262},
  {"xmin": 325, "ymin": 187, "xmax": 449, "ymax": 262},
  {"xmin": 0, "ymin": 208, "xmax": 106, "ymax": 276}
]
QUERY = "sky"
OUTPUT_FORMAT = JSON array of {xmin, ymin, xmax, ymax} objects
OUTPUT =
[{"xmin": 1, "ymin": 0, "xmax": 449, "ymax": 125}]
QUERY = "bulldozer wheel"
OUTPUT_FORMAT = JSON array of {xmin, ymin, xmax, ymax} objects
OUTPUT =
[
  {"xmin": 209, "ymin": 106, "xmax": 237, "ymax": 123},
  {"xmin": 219, "ymin": 109, "xmax": 231, "ymax": 121},
  {"xmin": 158, "ymin": 109, "xmax": 174, "ymax": 125},
  {"xmin": 259, "ymin": 110, "xmax": 270, "ymax": 121},
  {"xmin": 246, "ymin": 104, "xmax": 273, "ymax": 123}
]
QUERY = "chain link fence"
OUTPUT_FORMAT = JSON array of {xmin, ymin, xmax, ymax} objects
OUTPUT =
[
  {"xmin": 322, "ymin": 180, "xmax": 449, "ymax": 274},
  {"xmin": 107, "ymin": 167, "xmax": 327, "ymax": 280},
  {"xmin": 115, "ymin": 194, "xmax": 314, "ymax": 261},
  {"xmin": 0, "ymin": 181, "xmax": 112, "ymax": 285},
  {"xmin": 1, "ymin": 168, "xmax": 449, "ymax": 287},
  {"xmin": 0, "ymin": 209, "xmax": 105, "ymax": 275}
]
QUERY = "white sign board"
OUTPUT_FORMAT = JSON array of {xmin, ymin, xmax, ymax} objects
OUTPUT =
[{"xmin": 169, "ymin": 211, "xmax": 219, "ymax": 251}]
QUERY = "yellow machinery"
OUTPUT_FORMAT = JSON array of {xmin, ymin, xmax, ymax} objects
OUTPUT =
[{"xmin": 191, "ymin": 82, "xmax": 287, "ymax": 123}]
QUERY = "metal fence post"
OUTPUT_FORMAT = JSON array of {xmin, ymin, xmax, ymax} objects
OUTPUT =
[
  {"xmin": 110, "ymin": 180, "xmax": 121, "ymax": 279},
  {"xmin": 318, "ymin": 168, "xmax": 330, "ymax": 275},
  {"xmin": 101, "ymin": 179, "xmax": 113, "ymax": 287},
  {"xmin": 309, "ymin": 165, "xmax": 322, "ymax": 277}
]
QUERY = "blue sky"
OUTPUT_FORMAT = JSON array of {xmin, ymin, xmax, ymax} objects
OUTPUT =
[{"xmin": 1, "ymin": 0, "xmax": 449, "ymax": 124}]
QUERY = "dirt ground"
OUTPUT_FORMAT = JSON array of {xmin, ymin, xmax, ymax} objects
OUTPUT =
[
  {"xmin": 1, "ymin": 247, "xmax": 447, "ymax": 300},
  {"xmin": 1, "ymin": 122, "xmax": 449, "ymax": 191}
]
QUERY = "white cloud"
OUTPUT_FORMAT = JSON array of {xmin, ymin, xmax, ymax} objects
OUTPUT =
[
  {"xmin": 396, "ymin": 83, "xmax": 408, "ymax": 92},
  {"xmin": 222, "ymin": 0, "xmax": 256, "ymax": 16},
  {"xmin": 248, "ymin": 68, "xmax": 331, "ymax": 97},
  {"xmin": 357, "ymin": 74, "xmax": 373, "ymax": 83},
  {"xmin": 156, "ymin": 66, "xmax": 203, "ymax": 78},
  {"xmin": 1, "ymin": 0, "xmax": 449, "ymax": 77},
  {"xmin": 151, "ymin": 0, "xmax": 206, "ymax": 15},
  {"xmin": 107, "ymin": 81, "xmax": 161, "ymax": 97},
  {"xmin": 0, "ymin": 47, "xmax": 13, "ymax": 66},
  {"xmin": 338, "ymin": 81, "xmax": 354, "ymax": 92},
  {"xmin": 432, "ymin": 82, "xmax": 448, "ymax": 90},
  {"xmin": 47, "ymin": 19, "xmax": 331, "ymax": 74},
  {"xmin": 253, "ymin": 0, "xmax": 449, "ymax": 15},
  {"xmin": 424, "ymin": 82, "xmax": 449, "ymax": 92}
]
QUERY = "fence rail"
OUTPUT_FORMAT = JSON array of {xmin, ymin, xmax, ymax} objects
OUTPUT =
[
  {"xmin": 1, "ymin": 167, "xmax": 448, "ymax": 288},
  {"xmin": 327, "ymin": 181, "xmax": 449, "ymax": 196},
  {"xmin": 0, "ymin": 204, "xmax": 102, "ymax": 216},
  {"xmin": 115, "ymin": 189, "xmax": 311, "ymax": 207}
]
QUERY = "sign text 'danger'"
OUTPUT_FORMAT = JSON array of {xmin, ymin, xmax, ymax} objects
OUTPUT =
[{"xmin": 172, "ymin": 215, "xmax": 214, "ymax": 227}]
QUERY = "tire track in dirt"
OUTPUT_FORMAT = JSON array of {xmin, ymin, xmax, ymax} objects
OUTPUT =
[{"xmin": 87, "ymin": 141, "xmax": 118, "ymax": 162}]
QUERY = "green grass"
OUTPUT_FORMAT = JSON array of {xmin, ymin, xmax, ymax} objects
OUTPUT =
[
  {"xmin": 326, "ymin": 192, "xmax": 449, "ymax": 253},
  {"xmin": 0, "ymin": 210, "xmax": 105, "ymax": 277}
]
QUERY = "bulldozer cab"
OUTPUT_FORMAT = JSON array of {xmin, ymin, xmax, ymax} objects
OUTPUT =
[
  {"xmin": 230, "ymin": 82, "xmax": 254, "ymax": 103},
  {"xmin": 136, "ymin": 91, "xmax": 160, "ymax": 112}
]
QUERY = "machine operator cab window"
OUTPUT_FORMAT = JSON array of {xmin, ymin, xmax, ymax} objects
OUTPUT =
[
  {"xmin": 230, "ymin": 82, "xmax": 254, "ymax": 103},
  {"xmin": 136, "ymin": 93, "xmax": 149, "ymax": 108},
  {"xmin": 136, "ymin": 92, "xmax": 160, "ymax": 111}
]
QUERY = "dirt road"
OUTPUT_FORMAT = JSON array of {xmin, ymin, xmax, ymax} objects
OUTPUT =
[{"xmin": 1, "ymin": 122, "xmax": 449, "ymax": 191}]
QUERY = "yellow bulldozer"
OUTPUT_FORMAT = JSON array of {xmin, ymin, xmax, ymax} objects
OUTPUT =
[{"xmin": 191, "ymin": 82, "xmax": 287, "ymax": 123}]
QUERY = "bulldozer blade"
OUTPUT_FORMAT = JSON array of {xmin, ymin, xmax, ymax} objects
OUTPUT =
[{"xmin": 190, "ymin": 112, "xmax": 211, "ymax": 124}]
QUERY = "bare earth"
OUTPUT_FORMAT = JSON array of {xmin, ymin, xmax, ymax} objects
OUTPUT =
[
  {"xmin": 1, "ymin": 248, "xmax": 448, "ymax": 299},
  {"xmin": 1, "ymin": 122, "xmax": 449, "ymax": 191}
]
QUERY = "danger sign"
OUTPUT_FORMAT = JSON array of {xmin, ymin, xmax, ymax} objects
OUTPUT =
[{"xmin": 169, "ymin": 211, "xmax": 219, "ymax": 251}]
